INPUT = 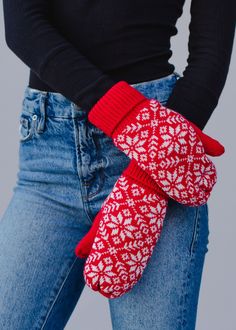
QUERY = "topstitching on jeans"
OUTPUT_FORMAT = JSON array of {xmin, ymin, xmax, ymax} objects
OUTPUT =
[
  {"xmin": 36, "ymin": 257, "xmax": 80, "ymax": 330},
  {"xmin": 189, "ymin": 207, "xmax": 201, "ymax": 257}
]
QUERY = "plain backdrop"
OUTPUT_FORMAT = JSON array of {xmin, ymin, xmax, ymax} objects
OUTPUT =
[{"xmin": 0, "ymin": 1, "xmax": 235, "ymax": 329}]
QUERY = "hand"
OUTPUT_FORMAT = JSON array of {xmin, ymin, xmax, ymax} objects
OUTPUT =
[
  {"xmin": 88, "ymin": 81, "xmax": 225, "ymax": 206},
  {"xmin": 74, "ymin": 121, "xmax": 223, "ymax": 298},
  {"xmin": 75, "ymin": 159, "xmax": 169, "ymax": 298},
  {"xmin": 75, "ymin": 122, "xmax": 223, "ymax": 260}
]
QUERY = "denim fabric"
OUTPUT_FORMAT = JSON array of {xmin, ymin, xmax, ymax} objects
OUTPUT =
[{"xmin": 0, "ymin": 72, "xmax": 209, "ymax": 330}]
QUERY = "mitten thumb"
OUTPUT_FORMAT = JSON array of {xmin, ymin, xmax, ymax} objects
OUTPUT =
[{"xmin": 189, "ymin": 121, "xmax": 225, "ymax": 157}]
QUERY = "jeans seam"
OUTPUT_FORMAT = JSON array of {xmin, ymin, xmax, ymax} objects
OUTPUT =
[
  {"xmin": 189, "ymin": 207, "xmax": 201, "ymax": 257},
  {"xmin": 83, "ymin": 168, "xmax": 105, "ymax": 226},
  {"xmin": 176, "ymin": 208, "xmax": 202, "ymax": 329},
  {"xmin": 178, "ymin": 255, "xmax": 197, "ymax": 329},
  {"xmin": 178, "ymin": 207, "xmax": 208, "ymax": 328},
  {"xmin": 86, "ymin": 168, "xmax": 105, "ymax": 199},
  {"xmin": 37, "ymin": 257, "xmax": 80, "ymax": 330},
  {"xmin": 72, "ymin": 117, "xmax": 95, "ymax": 226},
  {"xmin": 87, "ymin": 130, "xmax": 105, "ymax": 199}
]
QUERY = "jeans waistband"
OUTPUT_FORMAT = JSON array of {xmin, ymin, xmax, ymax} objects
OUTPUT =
[{"xmin": 21, "ymin": 72, "xmax": 180, "ymax": 119}]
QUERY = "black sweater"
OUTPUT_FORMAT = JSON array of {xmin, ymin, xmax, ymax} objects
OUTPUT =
[{"xmin": 2, "ymin": 0, "xmax": 236, "ymax": 129}]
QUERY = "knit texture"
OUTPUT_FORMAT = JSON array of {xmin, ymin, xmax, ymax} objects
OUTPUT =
[
  {"xmin": 75, "ymin": 160, "xmax": 167, "ymax": 259},
  {"xmin": 76, "ymin": 160, "xmax": 168, "ymax": 298},
  {"xmin": 89, "ymin": 81, "xmax": 219, "ymax": 206},
  {"xmin": 75, "ymin": 125, "xmax": 224, "ymax": 260},
  {"xmin": 75, "ymin": 101, "xmax": 225, "ymax": 297}
]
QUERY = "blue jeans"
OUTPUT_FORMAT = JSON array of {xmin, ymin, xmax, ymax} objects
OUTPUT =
[{"xmin": 0, "ymin": 72, "xmax": 209, "ymax": 330}]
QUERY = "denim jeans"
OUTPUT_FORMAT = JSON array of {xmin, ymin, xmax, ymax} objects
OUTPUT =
[{"xmin": 0, "ymin": 72, "xmax": 209, "ymax": 330}]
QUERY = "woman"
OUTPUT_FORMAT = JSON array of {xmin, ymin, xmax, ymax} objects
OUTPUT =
[{"xmin": 1, "ymin": 0, "xmax": 235, "ymax": 329}]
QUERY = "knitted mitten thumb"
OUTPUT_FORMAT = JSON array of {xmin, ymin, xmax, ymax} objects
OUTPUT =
[{"xmin": 188, "ymin": 121, "xmax": 225, "ymax": 157}]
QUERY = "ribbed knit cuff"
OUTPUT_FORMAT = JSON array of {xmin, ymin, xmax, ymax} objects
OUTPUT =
[
  {"xmin": 88, "ymin": 81, "xmax": 147, "ymax": 137},
  {"xmin": 123, "ymin": 160, "xmax": 168, "ymax": 199}
]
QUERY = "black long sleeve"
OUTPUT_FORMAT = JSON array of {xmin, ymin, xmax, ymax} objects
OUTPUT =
[
  {"xmin": 2, "ymin": 0, "xmax": 236, "ymax": 129},
  {"xmin": 166, "ymin": 0, "xmax": 236, "ymax": 129},
  {"xmin": 2, "ymin": 0, "xmax": 117, "ymax": 111}
]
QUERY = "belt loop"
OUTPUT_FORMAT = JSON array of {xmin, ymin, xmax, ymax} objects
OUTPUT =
[{"xmin": 37, "ymin": 92, "xmax": 47, "ymax": 133}]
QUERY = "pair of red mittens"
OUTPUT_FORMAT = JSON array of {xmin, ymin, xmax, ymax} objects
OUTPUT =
[{"xmin": 75, "ymin": 81, "xmax": 224, "ymax": 298}]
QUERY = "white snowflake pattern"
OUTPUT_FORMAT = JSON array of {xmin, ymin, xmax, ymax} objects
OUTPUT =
[
  {"xmin": 160, "ymin": 124, "xmax": 188, "ymax": 155},
  {"xmin": 127, "ymin": 251, "xmax": 149, "ymax": 277}
]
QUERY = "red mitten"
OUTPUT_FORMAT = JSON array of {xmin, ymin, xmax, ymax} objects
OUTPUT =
[
  {"xmin": 88, "ymin": 81, "xmax": 224, "ymax": 206},
  {"xmin": 75, "ymin": 123, "xmax": 224, "ymax": 258},
  {"xmin": 75, "ymin": 127, "xmax": 224, "ymax": 298},
  {"xmin": 76, "ymin": 160, "xmax": 168, "ymax": 298},
  {"xmin": 75, "ymin": 125, "xmax": 224, "ymax": 259},
  {"xmin": 188, "ymin": 121, "xmax": 225, "ymax": 156}
]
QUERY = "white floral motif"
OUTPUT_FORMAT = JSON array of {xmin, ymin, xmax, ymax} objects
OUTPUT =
[
  {"xmin": 83, "ymin": 172, "xmax": 168, "ymax": 298},
  {"xmin": 117, "ymin": 134, "xmax": 146, "ymax": 161},
  {"xmin": 160, "ymin": 124, "xmax": 188, "ymax": 155},
  {"xmin": 83, "ymin": 96, "xmax": 218, "ymax": 299},
  {"xmin": 127, "ymin": 250, "xmax": 149, "ymax": 277},
  {"xmin": 112, "ymin": 99, "xmax": 217, "ymax": 206},
  {"xmin": 106, "ymin": 212, "xmax": 137, "ymax": 241}
]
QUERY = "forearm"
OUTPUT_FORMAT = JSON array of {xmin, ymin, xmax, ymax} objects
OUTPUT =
[
  {"xmin": 2, "ymin": 0, "xmax": 116, "ymax": 110},
  {"xmin": 166, "ymin": 0, "xmax": 236, "ymax": 129}
]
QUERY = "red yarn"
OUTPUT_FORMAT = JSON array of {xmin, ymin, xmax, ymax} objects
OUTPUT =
[
  {"xmin": 76, "ymin": 160, "xmax": 168, "ymax": 298},
  {"xmin": 89, "ymin": 81, "xmax": 222, "ymax": 206},
  {"xmin": 75, "ymin": 81, "xmax": 225, "ymax": 298}
]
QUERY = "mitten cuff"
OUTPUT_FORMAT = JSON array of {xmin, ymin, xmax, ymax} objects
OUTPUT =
[
  {"xmin": 123, "ymin": 160, "xmax": 168, "ymax": 199},
  {"xmin": 88, "ymin": 81, "xmax": 146, "ymax": 137}
]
